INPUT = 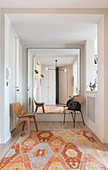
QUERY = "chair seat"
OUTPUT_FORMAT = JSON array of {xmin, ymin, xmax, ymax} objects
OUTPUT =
[
  {"xmin": 19, "ymin": 112, "xmax": 35, "ymax": 118},
  {"xmin": 37, "ymin": 102, "xmax": 44, "ymax": 106},
  {"xmin": 64, "ymin": 108, "xmax": 75, "ymax": 113}
]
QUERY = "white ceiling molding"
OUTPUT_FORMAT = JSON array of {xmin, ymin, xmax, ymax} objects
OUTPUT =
[{"xmin": 0, "ymin": 0, "xmax": 108, "ymax": 8}]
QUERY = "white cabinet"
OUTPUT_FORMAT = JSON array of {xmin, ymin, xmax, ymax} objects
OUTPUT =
[{"xmin": 41, "ymin": 65, "xmax": 56, "ymax": 105}]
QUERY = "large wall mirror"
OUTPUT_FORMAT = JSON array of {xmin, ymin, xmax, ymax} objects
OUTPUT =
[{"xmin": 28, "ymin": 49, "xmax": 80, "ymax": 111}]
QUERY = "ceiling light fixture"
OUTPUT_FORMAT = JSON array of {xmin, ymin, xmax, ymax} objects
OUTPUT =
[{"xmin": 45, "ymin": 60, "xmax": 67, "ymax": 72}]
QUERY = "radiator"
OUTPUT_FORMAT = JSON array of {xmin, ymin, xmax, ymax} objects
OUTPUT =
[{"xmin": 87, "ymin": 96, "xmax": 95, "ymax": 123}]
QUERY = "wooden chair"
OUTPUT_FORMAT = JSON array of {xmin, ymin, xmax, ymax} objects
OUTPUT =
[
  {"xmin": 63, "ymin": 96, "xmax": 85, "ymax": 128},
  {"xmin": 13, "ymin": 102, "xmax": 38, "ymax": 137},
  {"xmin": 34, "ymin": 98, "xmax": 45, "ymax": 113}
]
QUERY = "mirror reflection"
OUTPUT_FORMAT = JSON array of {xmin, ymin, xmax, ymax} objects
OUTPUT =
[{"xmin": 28, "ymin": 49, "xmax": 80, "ymax": 112}]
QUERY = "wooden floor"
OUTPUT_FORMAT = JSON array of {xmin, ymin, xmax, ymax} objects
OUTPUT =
[{"xmin": 0, "ymin": 121, "xmax": 108, "ymax": 160}]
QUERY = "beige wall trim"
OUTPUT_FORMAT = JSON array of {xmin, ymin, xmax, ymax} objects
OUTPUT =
[{"xmin": 1, "ymin": 8, "xmax": 108, "ymax": 15}]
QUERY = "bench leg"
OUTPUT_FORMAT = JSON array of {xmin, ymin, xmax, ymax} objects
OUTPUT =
[
  {"xmin": 63, "ymin": 111, "xmax": 66, "ymax": 124},
  {"xmin": 33, "ymin": 115, "xmax": 38, "ymax": 131},
  {"xmin": 42, "ymin": 105, "xmax": 45, "ymax": 113},
  {"xmin": 80, "ymin": 110, "xmax": 85, "ymax": 125}
]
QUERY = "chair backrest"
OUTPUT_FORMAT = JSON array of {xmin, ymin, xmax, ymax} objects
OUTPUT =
[
  {"xmin": 13, "ymin": 102, "xmax": 23, "ymax": 117},
  {"xmin": 33, "ymin": 98, "xmax": 38, "ymax": 105},
  {"xmin": 73, "ymin": 96, "xmax": 83, "ymax": 105}
]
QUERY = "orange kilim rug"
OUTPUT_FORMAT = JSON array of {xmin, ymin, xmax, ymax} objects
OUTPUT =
[
  {"xmin": 0, "ymin": 129, "xmax": 108, "ymax": 170},
  {"xmin": 37, "ymin": 106, "xmax": 64, "ymax": 114}
]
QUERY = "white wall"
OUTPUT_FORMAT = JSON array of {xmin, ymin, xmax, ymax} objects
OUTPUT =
[
  {"xmin": 97, "ymin": 17, "xmax": 104, "ymax": 141},
  {"xmin": 0, "ymin": 14, "xmax": 23, "ymax": 143},
  {"xmin": 4, "ymin": 15, "xmax": 11, "ymax": 142},
  {"xmin": 104, "ymin": 13, "xmax": 108, "ymax": 143},
  {"xmin": 0, "ymin": 8, "xmax": 3, "ymax": 143},
  {"xmin": 84, "ymin": 17, "xmax": 106, "ymax": 143},
  {"xmin": 86, "ymin": 40, "xmax": 95, "ymax": 90}
]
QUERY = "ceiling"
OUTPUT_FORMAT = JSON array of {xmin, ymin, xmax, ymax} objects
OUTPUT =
[
  {"xmin": 29, "ymin": 49, "xmax": 79, "ymax": 66},
  {"xmin": 1, "ymin": 0, "xmax": 108, "ymax": 8},
  {"xmin": 8, "ymin": 14, "xmax": 102, "ymax": 45},
  {"xmin": 37, "ymin": 56, "xmax": 77, "ymax": 66},
  {"xmin": 29, "ymin": 49, "xmax": 80, "ymax": 56}
]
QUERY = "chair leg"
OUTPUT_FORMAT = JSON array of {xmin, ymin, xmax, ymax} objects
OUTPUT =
[
  {"xmin": 35, "ymin": 106, "xmax": 38, "ymax": 113},
  {"xmin": 27, "ymin": 118, "xmax": 31, "ymax": 137},
  {"xmin": 80, "ymin": 110, "xmax": 85, "ymax": 125},
  {"xmin": 22, "ymin": 121, "xmax": 26, "ymax": 131},
  {"xmin": 71, "ymin": 112, "xmax": 76, "ymax": 128},
  {"xmin": 63, "ymin": 111, "xmax": 66, "ymax": 124},
  {"xmin": 33, "ymin": 115, "xmax": 38, "ymax": 131},
  {"xmin": 42, "ymin": 105, "xmax": 45, "ymax": 113},
  {"xmin": 13, "ymin": 119, "xmax": 21, "ymax": 137}
]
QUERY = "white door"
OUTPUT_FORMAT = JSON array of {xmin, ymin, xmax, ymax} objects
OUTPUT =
[
  {"xmin": 15, "ymin": 38, "xmax": 20, "ymax": 102},
  {"xmin": 9, "ymin": 31, "xmax": 16, "ymax": 131},
  {"xmin": 48, "ymin": 69, "xmax": 56, "ymax": 105},
  {"xmin": 18, "ymin": 43, "xmax": 22, "ymax": 104},
  {"xmin": 9, "ymin": 31, "xmax": 22, "ymax": 132},
  {"xmin": 9, "ymin": 31, "xmax": 16, "ymax": 103},
  {"xmin": 41, "ymin": 66, "xmax": 49, "ymax": 105},
  {"xmin": 36, "ymin": 63, "xmax": 41, "ymax": 102}
]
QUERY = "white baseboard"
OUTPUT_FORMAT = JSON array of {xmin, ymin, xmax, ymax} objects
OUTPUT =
[
  {"xmin": 0, "ymin": 132, "xmax": 11, "ymax": 144},
  {"xmin": 102, "ymin": 136, "xmax": 108, "ymax": 143},
  {"xmin": 85, "ymin": 117, "xmax": 107, "ymax": 143}
]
